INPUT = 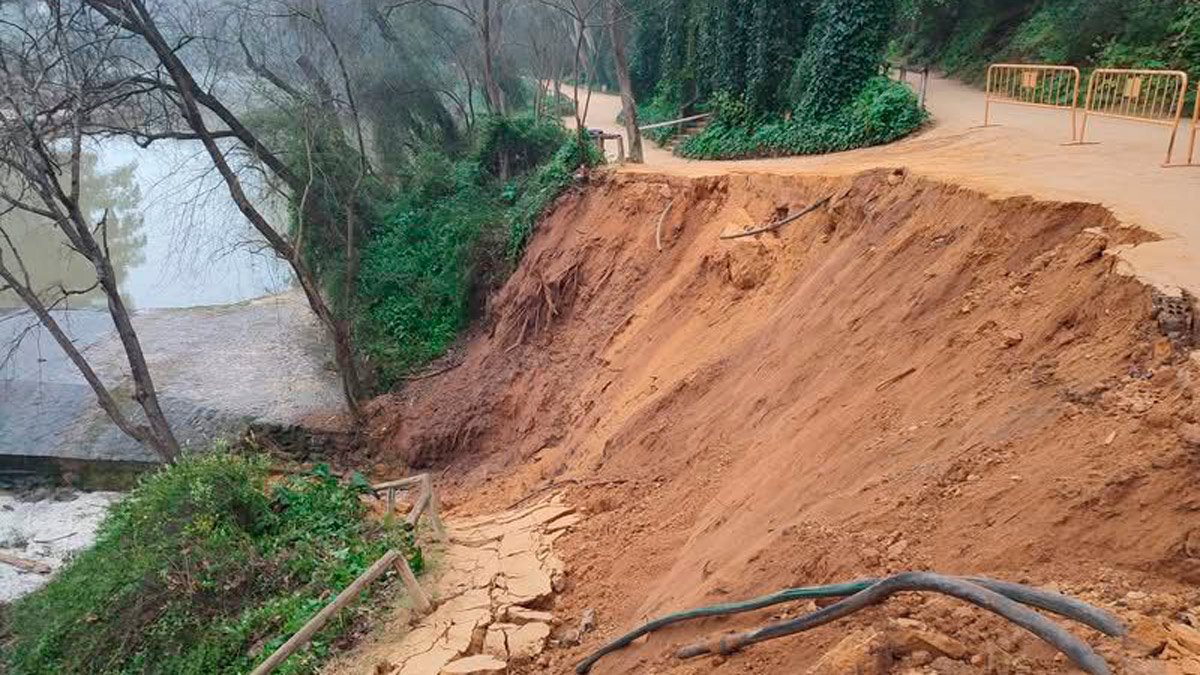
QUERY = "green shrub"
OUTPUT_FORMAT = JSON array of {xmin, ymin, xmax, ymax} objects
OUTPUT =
[
  {"xmin": 4, "ymin": 453, "xmax": 417, "ymax": 675},
  {"xmin": 790, "ymin": 0, "xmax": 897, "ymax": 122},
  {"xmin": 505, "ymin": 135, "xmax": 603, "ymax": 259},
  {"xmin": 474, "ymin": 115, "xmax": 568, "ymax": 177},
  {"xmin": 355, "ymin": 123, "xmax": 597, "ymax": 390},
  {"xmin": 679, "ymin": 77, "xmax": 926, "ymax": 159},
  {"xmin": 356, "ymin": 171, "xmax": 500, "ymax": 388}
]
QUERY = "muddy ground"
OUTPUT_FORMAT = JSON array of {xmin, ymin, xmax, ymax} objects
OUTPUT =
[{"xmin": 357, "ymin": 168, "xmax": 1200, "ymax": 675}]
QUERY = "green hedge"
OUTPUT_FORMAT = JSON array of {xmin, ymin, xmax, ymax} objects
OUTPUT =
[{"xmin": 678, "ymin": 77, "xmax": 926, "ymax": 159}]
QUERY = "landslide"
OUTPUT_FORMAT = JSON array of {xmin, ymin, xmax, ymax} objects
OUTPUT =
[{"xmin": 366, "ymin": 168, "xmax": 1200, "ymax": 674}]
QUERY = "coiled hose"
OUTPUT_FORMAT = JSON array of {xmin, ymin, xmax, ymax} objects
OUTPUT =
[{"xmin": 575, "ymin": 572, "xmax": 1123, "ymax": 675}]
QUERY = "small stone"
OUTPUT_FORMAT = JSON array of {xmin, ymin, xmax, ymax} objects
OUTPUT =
[
  {"xmin": 506, "ymin": 622, "xmax": 550, "ymax": 661},
  {"xmin": 1179, "ymin": 424, "xmax": 1200, "ymax": 448},
  {"xmin": 888, "ymin": 621, "xmax": 969, "ymax": 660},
  {"xmin": 1002, "ymin": 330, "xmax": 1024, "ymax": 347},
  {"xmin": 507, "ymin": 607, "xmax": 555, "ymax": 625},
  {"xmin": 886, "ymin": 539, "xmax": 909, "ymax": 559},
  {"xmin": 580, "ymin": 608, "xmax": 596, "ymax": 634},
  {"xmin": 910, "ymin": 650, "xmax": 933, "ymax": 666},
  {"xmin": 929, "ymin": 655, "xmax": 972, "ymax": 675},
  {"xmin": 807, "ymin": 629, "xmax": 891, "ymax": 675}
]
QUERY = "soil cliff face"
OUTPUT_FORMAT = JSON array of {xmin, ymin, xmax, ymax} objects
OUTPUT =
[{"xmin": 367, "ymin": 168, "xmax": 1200, "ymax": 673}]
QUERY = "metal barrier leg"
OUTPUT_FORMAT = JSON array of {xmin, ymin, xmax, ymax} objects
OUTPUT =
[{"xmin": 1164, "ymin": 123, "xmax": 1181, "ymax": 166}]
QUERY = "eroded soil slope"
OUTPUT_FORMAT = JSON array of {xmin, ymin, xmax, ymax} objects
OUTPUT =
[{"xmin": 367, "ymin": 168, "xmax": 1200, "ymax": 674}]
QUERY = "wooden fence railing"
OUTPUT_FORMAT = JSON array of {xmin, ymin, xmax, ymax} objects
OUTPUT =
[{"xmin": 250, "ymin": 473, "xmax": 445, "ymax": 675}]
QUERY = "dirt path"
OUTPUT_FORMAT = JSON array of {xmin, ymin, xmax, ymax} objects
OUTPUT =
[
  {"xmin": 322, "ymin": 496, "xmax": 580, "ymax": 675},
  {"xmin": 566, "ymin": 77, "xmax": 1200, "ymax": 297}
]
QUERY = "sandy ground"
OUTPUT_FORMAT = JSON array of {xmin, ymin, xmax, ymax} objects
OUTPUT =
[
  {"xmin": 0, "ymin": 490, "xmax": 121, "ymax": 602},
  {"xmin": 567, "ymin": 77, "xmax": 1200, "ymax": 298}
]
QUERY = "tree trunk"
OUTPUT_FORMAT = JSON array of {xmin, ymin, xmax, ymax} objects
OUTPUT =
[
  {"xmin": 608, "ymin": 0, "xmax": 643, "ymax": 162},
  {"xmin": 0, "ymin": 259, "xmax": 180, "ymax": 463},
  {"xmin": 481, "ymin": 0, "xmax": 505, "ymax": 115}
]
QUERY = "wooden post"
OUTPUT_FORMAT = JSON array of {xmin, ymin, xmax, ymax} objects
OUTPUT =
[
  {"xmin": 385, "ymin": 487, "xmax": 395, "ymax": 517},
  {"xmin": 423, "ymin": 474, "xmax": 448, "ymax": 542},
  {"xmin": 920, "ymin": 67, "xmax": 929, "ymax": 109},
  {"xmin": 406, "ymin": 488, "xmax": 431, "ymax": 529},
  {"xmin": 250, "ymin": 550, "xmax": 402, "ymax": 675},
  {"xmin": 393, "ymin": 555, "xmax": 433, "ymax": 614}
]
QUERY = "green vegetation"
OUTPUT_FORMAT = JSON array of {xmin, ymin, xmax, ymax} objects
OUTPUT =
[
  {"xmin": 894, "ymin": 0, "xmax": 1200, "ymax": 88},
  {"xmin": 4, "ymin": 453, "xmax": 419, "ymax": 675},
  {"xmin": 677, "ymin": 77, "xmax": 925, "ymax": 159},
  {"xmin": 627, "ymin": 0, "xmax": 926, "ymax": 160},
  {"xmin": 349, "ymin": 119, "xmax": 600, "ymax": 390}
]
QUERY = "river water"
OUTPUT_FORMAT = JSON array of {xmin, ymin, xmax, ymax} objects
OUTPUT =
[
  {"xmin": 0, "ymin": 138, "xmax": 290, "ymax": 315},
  {"xmin": 0, "ymin": 139, "xmax": 340, "ymax": 466}
]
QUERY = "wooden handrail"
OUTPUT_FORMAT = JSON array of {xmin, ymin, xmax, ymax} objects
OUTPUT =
[{"xmin": 638, "ymin": 113, "xmax": 711, "ymax": 132}]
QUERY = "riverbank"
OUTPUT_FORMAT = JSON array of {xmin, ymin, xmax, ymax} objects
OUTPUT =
[
  {"xmin": 0, "ymin": 290, "xmax": 343, "ymax": 468},
  {"xmin": 0, "ymin": 489, "xmax": 121, "ymax": 602}
]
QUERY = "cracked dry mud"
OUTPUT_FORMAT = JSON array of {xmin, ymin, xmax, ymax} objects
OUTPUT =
[{"xmin": 325, "ymin": 495, "xmax": 581, "ymax": 675}]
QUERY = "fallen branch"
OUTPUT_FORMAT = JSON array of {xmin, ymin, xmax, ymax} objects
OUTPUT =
[
  {"xmin": 402, "ymin": 360, "xmax": 463, "ymax": 382},
  {"xmin": 655, "ymin": 200, "xmax": 673, "ymax": 252},
  {"xmin": 33, "ymin": 532, "xmax": 77, "ymax": 544},
  {"xmin": 875, "ymin": 366, "xmax": 917, "ymax": 391},
  {"xmin": 0, "ymin": 552, "xmax": 51, "ymax": 574},
  {"xmin": 720, "ymin": 195, "xmax": 833, "ymax": 240}
]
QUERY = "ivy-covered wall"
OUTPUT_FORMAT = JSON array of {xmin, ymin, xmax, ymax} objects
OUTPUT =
[{"xmin": 629, "ymin": 0, "xmax": 927, "ymax": 160}]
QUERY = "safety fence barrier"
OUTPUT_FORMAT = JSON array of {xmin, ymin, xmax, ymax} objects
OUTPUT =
[
  {"xmin": 1079, "ymin": 68, "xmax": 1188, "ymax": 165},
  {"xmin": 984, "ymin": 64, "xmax": 1081, "ymax": 140},
  {"xmin": 1184, "ymin": 82, "xmax": 1200, "ymax": 166}
]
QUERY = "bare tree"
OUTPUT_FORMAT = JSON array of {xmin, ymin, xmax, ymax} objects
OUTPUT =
[
  {"xmin": 0, "ymin": 3, "xmax": 181, "ymax": 462},
  {"xmin": 410, "ymin": 0, "xmax": 509, "ymax": 115},
  {"xmin": 534, "ymin": 0, "xmax": 608, "ymax": 131},
  {"xmin": 79, "ymin": 0, "xmax": 370, "ymax": 420}
]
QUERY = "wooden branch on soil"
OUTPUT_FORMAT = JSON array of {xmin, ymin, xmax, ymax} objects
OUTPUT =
[
  {"xmin": 720, "ymin": 195, "xmax": 833, "ymax": 240},
  {"xmin": 656, "ymin": 200, "xmax": 673, "ymax": 252},
  {"xmin": 0, "ymin": 552, "xmax": 52, "ymax": 574}
]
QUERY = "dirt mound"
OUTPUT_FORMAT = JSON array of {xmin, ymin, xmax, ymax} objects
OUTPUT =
[{"xmin": 365, "ymin": 168, "xmax": 1200, "ymax": 674}]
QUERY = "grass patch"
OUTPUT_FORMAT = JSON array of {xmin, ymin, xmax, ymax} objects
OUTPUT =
[{"xmin": 3, "ymin": 452, "xmax": 420, "ymax": 675}]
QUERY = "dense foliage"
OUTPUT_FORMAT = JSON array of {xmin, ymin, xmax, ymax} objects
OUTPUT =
[
  {"xmin": 629, "ymin": 0, "xmax": 812, "ymax": 116},
  {"xmin": 678, "ymin": 76, "xmax": 926, "ymax": 159},
  {"xmin": 4, "ymin": 453, "xmax": 419, "ymax": 675},
  {"xmin": 629, "ymin": 0, "xmax": 926, "ymax": 159},
  {"xmin": 894, "ymin": 0, "xmax": 1200, "ymax": 88},
  {"xmin": 351, "ymin": 119, "xmax": 600, "ymax": 389},
  {"xmin": 791, "ymin": 0, "xmax": 898, "ymax": 121}
]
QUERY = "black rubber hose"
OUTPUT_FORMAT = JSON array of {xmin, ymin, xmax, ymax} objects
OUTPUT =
[
  {"xmin": 574, "ymin": 575, "xmax": 1121, "ymax": 674},
  {"xmin": 965, "ymin": 577, "xmax": 1124, "ymax": 637},
  {"xmin": 675, "ymin": 572, "xmax": 1112, "ymax": 675}
]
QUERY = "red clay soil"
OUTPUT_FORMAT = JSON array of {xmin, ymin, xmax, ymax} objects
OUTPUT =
[{"xmin": 364, "ymin": 167, "xmax": 1200, "ymax": 674}]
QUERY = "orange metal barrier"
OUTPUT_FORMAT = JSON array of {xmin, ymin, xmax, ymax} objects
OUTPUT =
[
  {"xmin": 984, "ymin": 64, "xmax": 1081, "ymax": 140},
  {"xmin": 1079, "ymin": 68, "xmax": 1189, "ymax": 164},
  {"xmin": 1186, "ymin": 82, "xmax": 1199, "ymax": 166}
]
